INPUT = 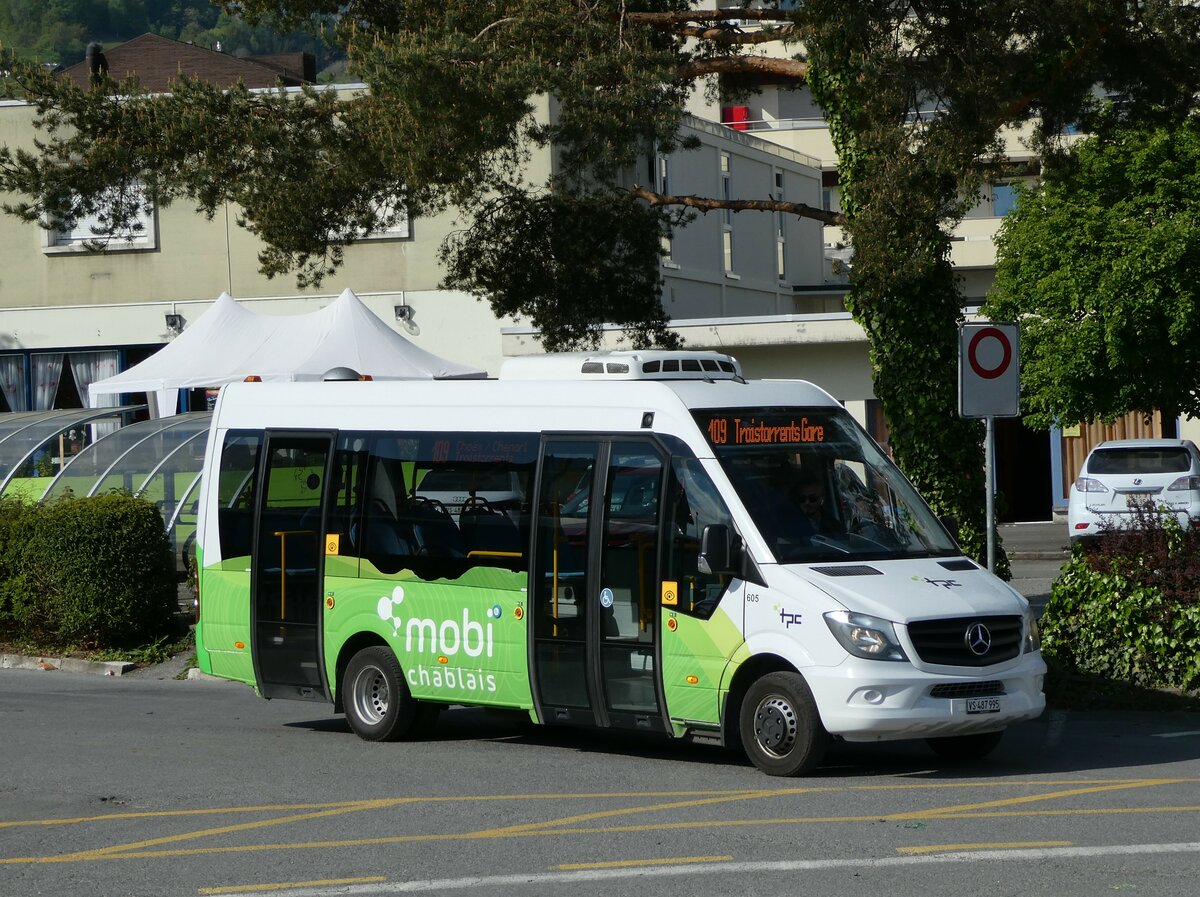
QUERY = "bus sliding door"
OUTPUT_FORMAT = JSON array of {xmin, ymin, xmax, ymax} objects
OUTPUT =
[
  {"xmin": 531, "ymin": 438, "xmax": 668, "ymax": 732},
  {"xmin": 252, "ymin": 432, "xmax": 333, "ymax": 701}
]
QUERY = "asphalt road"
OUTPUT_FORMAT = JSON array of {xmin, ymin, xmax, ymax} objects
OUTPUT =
[{"xmin": 3, "ymin": 667, "xmax": 1200, "ymax": 897}]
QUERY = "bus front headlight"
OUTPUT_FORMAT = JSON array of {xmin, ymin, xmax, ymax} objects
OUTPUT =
[
  {"xmin": 824, "ymin": 611, "xmax": 907, "ymax": 662},
  {"xmin": 1024, "ymin": 608, "xmax": 1041, "ymax": 654}
]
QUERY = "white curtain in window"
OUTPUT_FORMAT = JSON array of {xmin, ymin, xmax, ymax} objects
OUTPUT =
[
  {"xmin": 71, "ymin": 351, "xmax": 120, "ymax": 409},
  {"xmin": 31, "ymin": 353, "xmax": 64, "ymax": 411},
  {"xmin": 0, "ymin": 355, "xmax": 27, "ymax": 411},
  {"xmin": 72, "ymin": 350, "xmax": 121, "ymax": 438}
]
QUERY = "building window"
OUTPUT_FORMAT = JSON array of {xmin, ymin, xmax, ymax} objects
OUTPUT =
[
  {"xmin": 657, "ymin": 155, "xmax": 674, "ymax": 264},
  {"xmin": 42, "ymin": 185, "xmax": 157, "ymax": 254},
  {"xmin": 350, "ymin": 192, "xmax": 411, "ymax": 242},
  {"xmin": 992, "ymin": 183, "xmax": 1018, "ymax": 218},
  {"xmin": 721, "ymin": 152, "xmax": 734, "ymax": 275},
  {"xmin": 775, "ymin": 170, "xmax": 786, "ymax": 282}
]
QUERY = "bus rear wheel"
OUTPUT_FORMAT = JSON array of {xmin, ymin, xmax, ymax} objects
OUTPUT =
[
  {"xmin": 344, "ymin": 646, "xmax": 417, "ymax": 742},
  {"xmin": 739, "ymin": 672, "xmax": 828, "ymax": 776}
]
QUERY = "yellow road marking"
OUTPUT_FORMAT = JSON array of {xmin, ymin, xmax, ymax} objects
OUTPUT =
[
  {"xmin": 7, "ymin": 806, "xmax": 1200, "ymax": 865},
  {"xmin": 3, "ymin": 780, "xmax": 1199, "ymax": 867},
  {"xmin": 475, "ymin": 790, "xmax": 780, "ymax": 836},
  {"xmin": 897, "ymin": 841, "xmax": 1072, "ymax": 856},
  {"xmin": 557, "ymin": 855, "xmax": 732, "ymax": 870},
  {"xmin": 888, "ymin": 779, "xmax": 1185, "ymax": 820},
  {"xmin": 198, "ymin": 877, "xmax": 386, "ymax": 894},
  {"xmin": 0, "ymin": 790, "xmax": 779, "ymax": 830},
  {"xmin": 61, "ymin": 798, "xmax": 412, "ymax": 862},
  {"xmin": 5, "ymin": 781, "xmax": 1196, "ymax": 831},
  {"xmin": 0, "ymin": 801, "xmax": 379, "ymax": 830}
]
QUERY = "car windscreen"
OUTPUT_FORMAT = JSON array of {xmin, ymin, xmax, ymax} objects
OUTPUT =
[
  {"xmin": 692, "ymin": 407, "xmax": 960, "ymax": 563},
  {"xmin": 1087, "ymin": 448, "xmax": 1191, "ymax": 475}
]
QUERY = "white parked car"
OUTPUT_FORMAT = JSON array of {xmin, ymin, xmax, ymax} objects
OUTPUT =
[
  {"xmin": 1068, "ymin": 438, "xmax": 1200, "ymax": 541},
  {"xmin": 413, "ymin": 467, "xmax": 526, "ymax": 520}
]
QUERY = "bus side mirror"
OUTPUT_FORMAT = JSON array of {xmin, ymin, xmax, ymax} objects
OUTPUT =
[{"xmin": 698, "ymin": 523, "xmax": 734, "ymax": 575}]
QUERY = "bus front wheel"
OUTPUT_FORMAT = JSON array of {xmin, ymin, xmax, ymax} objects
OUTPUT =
[
  {"xmin": 344, "ymin": 646, "xmax": 417, "ymax": 742},
  {"xmin": 739, "ymin": 672, "xmax": 828, "ymax": 776}
]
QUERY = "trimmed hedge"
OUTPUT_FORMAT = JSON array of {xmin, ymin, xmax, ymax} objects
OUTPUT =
[
  {"xmin": 0, "ymin": 494, "xmax": 177, "ymax": 649},
  {"xmin": 1041, "ymin": 512, "xmax": 1200, "ymax": 692}
]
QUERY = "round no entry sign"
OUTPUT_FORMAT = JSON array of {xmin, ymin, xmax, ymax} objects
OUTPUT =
[{"xmin": 959, "ymin": 322, "xmax": 1019, "ymax": 417}]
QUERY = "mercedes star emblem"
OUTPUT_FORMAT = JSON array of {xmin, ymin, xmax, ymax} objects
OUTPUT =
[{"xmin": 964, "ymin": 622, "xmax": 992, "ymax": 656}]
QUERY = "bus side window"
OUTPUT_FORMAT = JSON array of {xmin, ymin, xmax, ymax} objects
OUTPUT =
[
  {"xmin": 216, "ymin": 432, "xmax": 261, "ymax": 561},
  {"xmin": 326, "ymin": 439, "xmax": 369, "ymax": 559},
  {"xmin": 666, "ymin": 458, "xmax": 735, "ymax": 619},
  {"xmin": 359, "ymin": 449, "xmax": 420, "ymax": 576}
]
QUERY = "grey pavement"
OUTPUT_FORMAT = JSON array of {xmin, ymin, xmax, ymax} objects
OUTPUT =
[
  {"xmin": 1000, "ymin": 519, "xmax": 1070, "ymax": 560},
  {"xmin": 1000, "ymin": 519, "xmax": 1070, "ymax": 611}
]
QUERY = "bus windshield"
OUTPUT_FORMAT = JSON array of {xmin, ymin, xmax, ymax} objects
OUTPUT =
[{"xmin": 693, "ymin": 408, "xmax": 960, "ymax": 563}]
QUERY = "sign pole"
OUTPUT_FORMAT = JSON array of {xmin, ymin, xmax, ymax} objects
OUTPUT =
[
  {"xmin": 985, "ymin": 415, "xmax": 995, "ymax": 573},
  {"xmin": 958, "ymin": 321, "xmax": 1018, "ymax": 573}
]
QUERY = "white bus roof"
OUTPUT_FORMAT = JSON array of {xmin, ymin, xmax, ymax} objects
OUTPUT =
[
  {"xmin": 211, "ymin": 376, "xmax": 841, "ymax": 446},
  {"xmin": 499, "ymin": 350, "xmax": 742, "ymax": 381}
]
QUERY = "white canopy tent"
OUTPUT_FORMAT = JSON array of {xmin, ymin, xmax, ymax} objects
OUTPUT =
[{"xmin": 89, "ymin": 289, "xmax": 487, "ymax": 417}]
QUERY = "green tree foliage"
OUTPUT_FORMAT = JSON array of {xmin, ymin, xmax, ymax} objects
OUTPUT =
[
  {"xmin": 2, "ymin": 2, "xmax": 1200, "ymax": 562},
  {"xmin": 0, "ymin": 0, "xmax": 334, "ymax": 70},
  {"xmin": 986, "ymin": 115, "xmax": 1200, "ymax": 434},
  {"xmin": 799, "ymin": 0, "xmax": 1200, "ymax": 560},
  {"xmin": 441, "ymin": 187, "xmax": 684, "ymax": 349}
]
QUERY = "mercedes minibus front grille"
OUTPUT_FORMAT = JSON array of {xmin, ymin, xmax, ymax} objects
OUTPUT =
[
  {"xmin": 906, "ymin": 616, "xmax": 1022, "ymax": 666},
  {"xmin": 928, "ymin": 681, "xmax": 1006, "ymax": 699}
]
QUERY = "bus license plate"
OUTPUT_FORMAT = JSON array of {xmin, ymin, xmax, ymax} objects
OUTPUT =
[{"xmin": 966, "ymin": 697, "xmax": 1000, "ymax": 714}]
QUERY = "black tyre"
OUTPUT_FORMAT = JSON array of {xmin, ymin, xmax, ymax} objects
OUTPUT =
[
  {"xmin": 343, "ymin": 646, "xmax": 417, "ymax": 742},
  {"xmin": 925, "ymin": 729, "xmax": 1004, "ymax": 762},
  {"xmin": 739, "ymin": 672, "xmax": 828, "ymax": 776}
]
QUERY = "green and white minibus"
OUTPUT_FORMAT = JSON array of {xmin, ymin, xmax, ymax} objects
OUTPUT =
[{"xmin": 195, "ymin": 350, "xmax": 1045, "ymax": 776}]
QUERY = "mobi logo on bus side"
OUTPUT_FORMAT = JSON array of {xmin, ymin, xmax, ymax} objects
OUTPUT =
[{"xmin": 376, "ymin": 586, "xmax": 497, "ymax": 657}]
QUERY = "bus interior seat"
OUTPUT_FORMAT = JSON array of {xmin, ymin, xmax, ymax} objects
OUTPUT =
[
  {"xmin": 403, "ymin": 498, "xmax": 466, "ymax": 557},
  {"xmin": 460, "ymin": 502, "xmax": 524, "ymax": 558}
]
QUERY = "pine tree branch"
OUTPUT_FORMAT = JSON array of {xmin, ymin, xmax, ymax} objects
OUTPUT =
[
  {"xmin": 677, "ymin": 55, "xmax": 809, "ymax": 82},
  {"xmin": 630, "ymin": 184, "xmax": 845, "ymax": 227}
]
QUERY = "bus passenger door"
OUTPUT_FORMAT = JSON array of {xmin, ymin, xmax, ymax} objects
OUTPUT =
[
  {"xmin": 531, "ymin": 438, "xmax": 667, "ymax": 732},
  {"xmin": 252, "ymin": 432, "xmax": 334, "ymax": 701}
]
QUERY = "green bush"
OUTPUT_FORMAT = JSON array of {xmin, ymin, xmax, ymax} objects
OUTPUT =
[
  {"xmin": 1041, "ymin": 511, "xmax": 1200, "ymax": 692},
  {"xmin": 0, "ymin": 494, "xmax": 177, "ymax": 649},
  {"xmin": 0, "ymin": 497, "xmax": 39, "ymax": 624}
]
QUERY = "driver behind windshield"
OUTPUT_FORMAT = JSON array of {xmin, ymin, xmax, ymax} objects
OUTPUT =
[{"xmin": 729, "ymin": 454, "xmax": 842, "ymax": 552}]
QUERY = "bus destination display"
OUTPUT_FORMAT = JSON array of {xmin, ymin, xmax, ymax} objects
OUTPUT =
[{"xmin": 697, "ymin": 412, "xmax": 826, "ymax": 447}]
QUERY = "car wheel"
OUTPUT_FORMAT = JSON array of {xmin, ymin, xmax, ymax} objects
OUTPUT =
[
  {"xmin": 739, "ymin": 672, "xmax": 828, "ymax": 776},
  {"xmin": 343, "ymin": 646, "xmax": 417, "ymax": 742},
  {"xmin": 925, "ymin": 729, "xmax": 1004, "ymax": 762}
]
